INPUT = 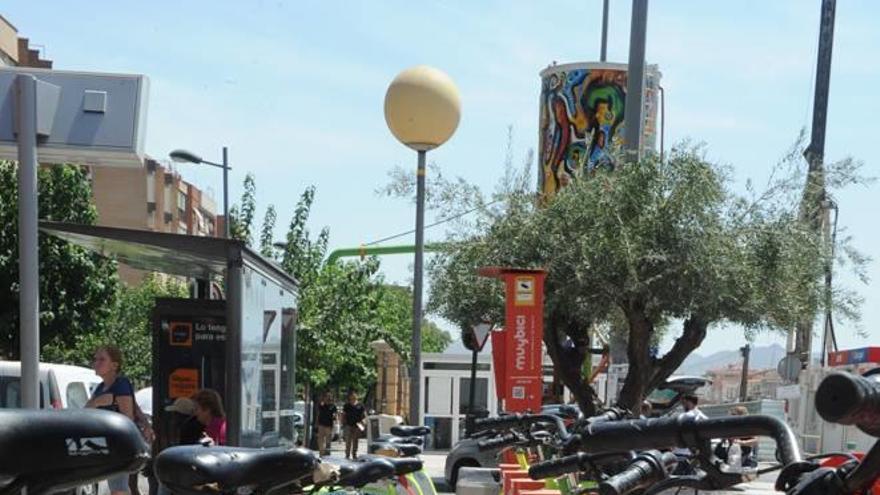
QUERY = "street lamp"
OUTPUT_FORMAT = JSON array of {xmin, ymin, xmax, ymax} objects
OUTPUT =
[
  {"xmin": 384, "ymin": 65, "xmax": 461, "ymax": 425},
  {"xmin": 169, "ymin": 147, "xmax": 231, "ymax": 238}
]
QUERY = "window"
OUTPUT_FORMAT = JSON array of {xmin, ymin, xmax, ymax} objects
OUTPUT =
[
  {"xmin": 423, "ymin": 362, "xmax": 490, "ymax": 371},
  {"xmin": 66, "ymin": 382, "xmax": 89, "ymax": 409},
  {"xmin": 0, "ymin": 377, "xmax": 45, "ymax": 408},
  {"xmin": 261, "ymin": 369, "xmax": 277, "ymax": 410},
  {"xmin": 424, "ymin": 376, "xmax": 453, "ymax": 415}
]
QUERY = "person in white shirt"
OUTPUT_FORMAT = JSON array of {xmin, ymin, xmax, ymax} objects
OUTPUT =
[{"xmin": 673, "ymin": 394, "xmax": 707, "ymax": 473}]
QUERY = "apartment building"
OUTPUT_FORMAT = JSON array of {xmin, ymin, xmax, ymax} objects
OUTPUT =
[
  {"xmin": 0, "ymin": 15, "xmax": 52, "ymax": 68},
  {"xmin": 90, "ymin": 158, "xmax": 221, "ymax": 283}
]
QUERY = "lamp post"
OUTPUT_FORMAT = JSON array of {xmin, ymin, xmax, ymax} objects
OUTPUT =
[
  {"xmin": 384, "ymin": 66, "xmax": 461, "ymax": 425},
  {"xmin": 169, "ymin": 148, "xmax": 230, "ymax": 238}
]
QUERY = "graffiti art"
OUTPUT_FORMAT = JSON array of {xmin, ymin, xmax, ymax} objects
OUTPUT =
[{"xmin": 538, "ymin": 62, "xmax": 659, "ymax": 198}]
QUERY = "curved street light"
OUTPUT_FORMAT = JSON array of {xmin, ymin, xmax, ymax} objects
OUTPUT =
[
  {"xmin": 169, "ymin": 147, "xmax": 230, "ymax": 238},
  {"xmin": 384, "ymin": 65, "xmax": 461, "ymax": 425}
]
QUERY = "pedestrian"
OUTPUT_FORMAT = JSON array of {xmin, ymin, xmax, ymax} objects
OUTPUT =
[
  {"xmin": 86, "ymin": 345, "xmax": 136, "ymax": 495},
  {"xmin": 164, "ymin": 397, "xmax": 205, "ymax": 445},
  {"xmin": 725, "ymin": 405, "xmax": 757, "ymax": 467},
  {"xmin": 191, "ymin": 389, "xmax": 227, "ymax": 446},
  {"xmin": 342, "ymin": 391, "xmax": 366, "ymax": 459},
  {"xmin": 673, "ymin": 394, "xmax": 707, "ymax": 474},
  {"xmin": 640, "ymin": 400, "xmax": 653, "ymax": 419},
  {"xmin": 316, "ymin": 391, "xmax": 337, "ymax": 456}
]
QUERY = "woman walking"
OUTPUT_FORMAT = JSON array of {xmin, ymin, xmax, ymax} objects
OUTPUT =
[{"xmin": 86, "ymin": 345, "xmax": 136, "ymax": 495}]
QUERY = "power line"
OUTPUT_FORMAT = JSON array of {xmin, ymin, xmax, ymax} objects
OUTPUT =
[{"xmin": 364, "ymin": 199, "xmax": 501, "ymax": 246}]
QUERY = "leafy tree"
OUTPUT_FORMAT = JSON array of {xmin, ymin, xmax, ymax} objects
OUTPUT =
[
  {"xmin": 376, "ymin": 284, "xmax": 452, "ymax": 354},
  {"xmin": 0, "ymin": 162, "xmax": 119, "ymax": 359},
  {"xmin": 228, "ymin": 173, "xmax": 257, "ymax": 244},
  {"xmin": 43, "ymin": 274, "xmax": 188, "ymax": 384},
  {"xmin": 407, "ymin": 142, "xmax": 865, "ymax": 413}
]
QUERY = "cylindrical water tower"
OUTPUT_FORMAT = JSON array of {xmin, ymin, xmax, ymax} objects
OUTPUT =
[{"xmin": 538, "ymin": 62, "xmax": 661, "ymax": 197}]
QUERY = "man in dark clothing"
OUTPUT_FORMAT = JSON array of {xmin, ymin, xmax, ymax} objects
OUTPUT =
[
  {"xmin": 315, "ymin": 392, "xmax": 337, "ymax": 456},
  {"xmin": 342, "ymin": 391, "xmax": 366, "ymax": 459}
]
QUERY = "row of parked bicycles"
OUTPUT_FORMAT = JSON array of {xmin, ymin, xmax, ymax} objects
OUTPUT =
[{"xmin": 1, "ymin": 369, "xmax": 879, "ymax": 495}]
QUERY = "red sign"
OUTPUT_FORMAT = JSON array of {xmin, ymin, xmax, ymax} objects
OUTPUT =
[
  {"xmin": 479, "ymin": 267, "xmax": 546, "ymax": 413},
  {"xmin": 828, "ymin": 347, "xmax": 880, "ymax": 366}
]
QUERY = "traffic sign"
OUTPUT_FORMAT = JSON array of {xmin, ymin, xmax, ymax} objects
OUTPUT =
[{"xmin": 472, "ymin": 322, "xmax": 491, "ymax": 351}]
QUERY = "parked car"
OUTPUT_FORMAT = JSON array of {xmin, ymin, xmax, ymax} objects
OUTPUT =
[
  {"xmin": 646, "ymin": 375, "xmax": 712, "ymax": 416},
  {"xmin": 135, "ymin": 386, "xmax": 153, "ymax": 417},
  {"xmin": 0, "ymin": 361, "xmax": 102, "ymax": 495},
  {"xmin": 0, "ymin": 361, "xmax": 100, "ymax": 409}
]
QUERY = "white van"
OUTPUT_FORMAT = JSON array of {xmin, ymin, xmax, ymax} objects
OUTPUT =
[{"xmin": 0, "ymin": 361, "xmax": 101, "ymax": 409}]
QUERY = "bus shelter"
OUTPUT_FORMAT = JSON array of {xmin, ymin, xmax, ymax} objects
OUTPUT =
[{"xmin": 39, "ymin": 221, "xmax": 298, "ymax": 449}]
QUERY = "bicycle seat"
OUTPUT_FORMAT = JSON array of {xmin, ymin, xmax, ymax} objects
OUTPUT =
[
  {"xmin": 359, "ymin": 455, "xmax": 423, "ymax": 476},
  {"xmin": 154, "ymin": 446, "xmax": 319, "ymax": 494},
  {"xmin": 0, "ymin": 409, "xmax": 149, "ymax": 495},
  {"xmin": 336, "ymin": 457, "xmax": 396, "ymax": 488},
  {"xmin": 376, "ymin": 433, "xmax": 424, "ymax": 446},
  {"xmin": 369, "ymin": 441, "xmax": 423, "ymax": 457},
  {"xmin": 390, "ymin": 425, "xmax": 431, "ymax": 437}
]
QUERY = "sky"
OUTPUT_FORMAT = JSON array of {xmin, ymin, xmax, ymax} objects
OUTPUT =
[{"xmin": 5, "ymin": 0, "xmax": 879, "ymax": 358}]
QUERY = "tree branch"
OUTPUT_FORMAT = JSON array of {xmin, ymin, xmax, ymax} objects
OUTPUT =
[{"xmin": 647, "ymin": 315, "xmax": 709, "ymax": 392}]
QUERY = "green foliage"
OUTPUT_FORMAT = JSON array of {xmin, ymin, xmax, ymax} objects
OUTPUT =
[
  {"xmin": 376, "ymin": 285, "xmax": 452, "ymax": 355},
  {"xmin": 228, "ymin": 173, "xmax": 257, "ymax": 244},
  {"xmin": 0, "ymin": 162, "xmax": 119, "ymax": 359},
  {"xmin": 43, "ymin": 274, "xmax": 188, "ymax": 384},
  {"xmin": 259, "ymin": 205, "xmax": 277, "ymax": 258}
]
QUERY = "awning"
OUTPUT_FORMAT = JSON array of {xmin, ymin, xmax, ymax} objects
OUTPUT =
[{"xmin": 39, "ymin": 221, "xmax": 297, "ymax": 292}]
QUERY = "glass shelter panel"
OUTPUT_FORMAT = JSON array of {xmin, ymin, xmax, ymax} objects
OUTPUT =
[{"xmin": 241, "ymin": 264, "xmax": 297, "ymax": 447}]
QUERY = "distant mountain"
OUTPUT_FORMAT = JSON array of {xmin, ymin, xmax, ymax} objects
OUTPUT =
[{"xmin": 676, "ymin": 343, "xmax": 787, "ymax": 375}]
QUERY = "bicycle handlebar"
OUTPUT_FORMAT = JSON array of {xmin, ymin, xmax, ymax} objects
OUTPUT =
[
  {"xmin": 477, "ymin": 433, "xmax": 519, "ymax": 452},
  {"xmin": 816, "ymin": 372, "xmax": 880, "ymax": 437},
  {"xmin": 472, "ymin": 413, "xmax": 571, "ymax": 441},
  {"xmin": 599, "ymin": 451, "xmax": 678, "ymax": 495},
  {"xmin": 570, "ymin": 414, "xmax": 802, "ymax": 465},
  {"xmin": 529, "ymin": 452, "xmax": 633, "ymax": 480},
  {"xmin": 529, "ymin": 453, "xmax": 590, "ymax": 480}
]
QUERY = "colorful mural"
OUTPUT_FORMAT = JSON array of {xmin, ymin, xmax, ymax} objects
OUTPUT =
[{"xmin": 539, "ymin": 62, "xmax": 660, "ymax": 198}]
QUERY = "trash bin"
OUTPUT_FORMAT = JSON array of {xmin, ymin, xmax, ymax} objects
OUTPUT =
[
  {"xmin": 456, "ymin": 467, "xmax": 500, "ymax": 495},
  {"xmin": 366, "ymin": 414, "xmax": 404, "ymax": 443}
]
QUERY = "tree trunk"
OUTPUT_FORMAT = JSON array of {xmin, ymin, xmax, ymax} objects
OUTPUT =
[
  {"xmin": 646, "ymin": 316, "xmax": 709, "ymax": 392},
  {"xmin": 616, "ymin": 300, "xmax": 654, "ymax": 410},
  {"xmin": 617, "ymin": 307, "xmax": 710, "ymax": 411},
  {"xmin": 544, "ymin": 310, "xmax": 598, "ymax": 416}
]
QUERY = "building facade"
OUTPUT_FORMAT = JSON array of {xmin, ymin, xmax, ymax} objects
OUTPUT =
[
  {"xmin": 0, "ymin": 15, "xmax": 52, "ymax": 68},
  {"xmin": 704, "ymin": 365, "xmax": 783, "ymax": 404},
  {"xmin": 90, "ymin": 158, "xmax": 221, "ymax": 283}
]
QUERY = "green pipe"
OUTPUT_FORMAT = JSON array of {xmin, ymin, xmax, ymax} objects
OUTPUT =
[{"xmin": 327, "ymin": 243, "xmax": 447, "ymax": 264}]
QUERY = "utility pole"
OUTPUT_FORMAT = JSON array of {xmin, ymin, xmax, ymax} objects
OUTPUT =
[
  {"xmin": 600, "ymin": 0, "xmax": 610, "ymax": 62},
  {"xmin": 739, "ymin": 345, "xmax": 751, "ymax": 402},
  {"xmin": 793, "ymin": 0, "xmax": 837, "ymax": 371},
  {"xmin": 623, "ymin": 0, "xmax": 649, "ymax": 160}
]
